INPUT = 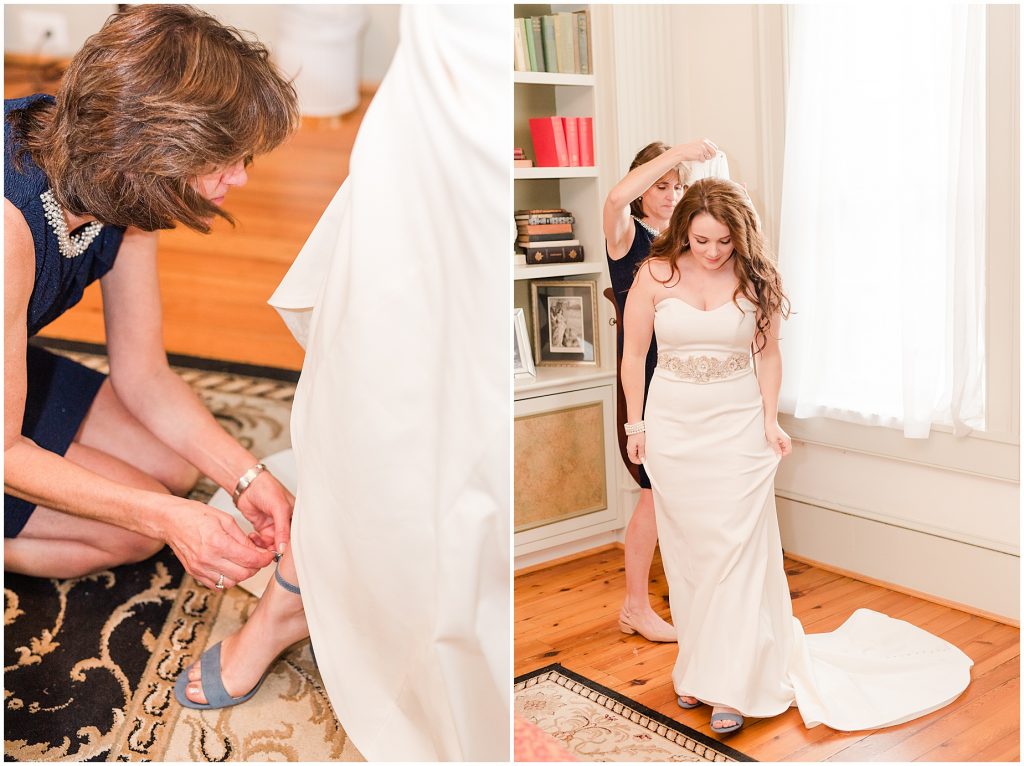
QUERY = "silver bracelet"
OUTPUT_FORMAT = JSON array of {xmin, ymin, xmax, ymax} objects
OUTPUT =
[
  {"xmin": 624, "ymin": 421, "xmax": 646, "ymax": 435},
  {"xmin": 232, "ymin": 462, "xmax": 267, "ymax": 505}
]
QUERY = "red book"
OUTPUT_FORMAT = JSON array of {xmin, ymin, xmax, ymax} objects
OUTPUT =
[
  {"xmin": 578, "ymin": 117, "xmax": 594, "ymax": 166},
  {"xmin": 529, "ymin": 117, "xmax": 569, "ymax": 167},
  {"xmin": 562, "ymin": 117, "xmax": 580, "ymax": 167}
]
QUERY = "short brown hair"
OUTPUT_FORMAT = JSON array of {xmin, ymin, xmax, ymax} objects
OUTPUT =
[
  {"xmin": 628, "ymin": 141, "xmax": 691, "ymax": 219},
  {"xmin": 8, "ymin": 4, "xmax": 299, "ymax": 233}
]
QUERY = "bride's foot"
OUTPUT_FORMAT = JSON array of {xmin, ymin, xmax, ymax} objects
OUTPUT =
[
  {"xmin": 677, "ymin": 695, "xmax": 700, "ymax": 707},
  {"xmin": 710, "ymin": 705, "xmax": 744, "ymax": 734},
  {"xmin": 183, "ymin": 553, "xmax": 309, "ymax": 705},
  {"xmin": 618, "ymin": 605, "xmax": 677, "ymax": 643}
]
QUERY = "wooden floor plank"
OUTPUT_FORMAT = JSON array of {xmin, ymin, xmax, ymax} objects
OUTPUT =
[{"xmin": 516, "ymin": 547, "xmax": 1020, "ymax": 762}]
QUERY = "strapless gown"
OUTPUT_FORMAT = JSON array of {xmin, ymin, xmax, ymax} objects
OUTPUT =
[{"xmin": 643, "ymin": 296, "xmax": 972, "ymax": 730}]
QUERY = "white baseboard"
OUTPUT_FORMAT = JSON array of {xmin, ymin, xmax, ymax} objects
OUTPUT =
[
  {"xmin": 777, "ymin": 497, "xmax": 1020, "ymax": 622},
  {"xmin": 514, "ymin": 528, "xmax": 625, "ymax": 571}
]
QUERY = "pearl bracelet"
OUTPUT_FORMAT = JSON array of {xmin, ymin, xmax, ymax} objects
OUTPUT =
[
  {"xmin": 624, "ymin": 421, "xmax": 646, "ymax": 435},
  {"xmin": 232, "ymin": 462, "xmax": 267, "ymax": 505}
]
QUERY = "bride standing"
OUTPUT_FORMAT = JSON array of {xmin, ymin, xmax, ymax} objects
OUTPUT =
[{"xmin": 621, "ymin": 178, "xmax": 972, "ymax": 735}]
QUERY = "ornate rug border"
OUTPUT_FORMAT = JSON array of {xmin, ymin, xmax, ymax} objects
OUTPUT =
[
  {"xmin": 31, "ymin": 337, "xmax": 300, "ymax": 383},
  {"xmin": 514, "ymin": 663, "xmax": 756, "ymax": 763}
]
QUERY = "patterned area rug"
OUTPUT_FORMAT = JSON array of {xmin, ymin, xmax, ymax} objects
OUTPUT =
[
  {"xmin": 5, "ymin": 343, "xmax": 363, "ymax": 761},
  {"xmin": 514, "ymin": 665, "xmax": 754, "ymax": 762}
]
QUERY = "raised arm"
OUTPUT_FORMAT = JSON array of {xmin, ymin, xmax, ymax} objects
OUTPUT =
[
  {"xmin": 621, "ymin": 264, "xmax": 658, "ymax": 463},
  {"xmin": 603, "ymin": 138, "xmax": 717, "ymax": 260}
]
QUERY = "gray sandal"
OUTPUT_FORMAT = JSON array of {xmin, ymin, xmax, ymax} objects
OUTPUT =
[
  {"xmin": 174, "ymin": 560, "xmax": 301, "ymax": 710},
  {"xmin": 709, "ymin": 710, "xmax": 744, "ymax": 735}
]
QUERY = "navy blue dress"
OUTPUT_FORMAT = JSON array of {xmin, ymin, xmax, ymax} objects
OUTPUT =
[
  {"xmin": 606, "ymin": 217, "xmax": 659, "ymax": 489},
  {"xmin": 4, "ymin": 94, "xmax": 126, "ymax": 537}
]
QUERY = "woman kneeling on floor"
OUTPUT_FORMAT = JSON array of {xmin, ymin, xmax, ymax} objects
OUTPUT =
[{"xmin": 4, "ymin": 6, "xmax": 297, "ymax": 589}]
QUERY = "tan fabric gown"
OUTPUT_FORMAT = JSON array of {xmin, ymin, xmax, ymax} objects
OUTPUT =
[{"xmin": 643, "ymin": 297, "xmax": 973, "ymax": 730}]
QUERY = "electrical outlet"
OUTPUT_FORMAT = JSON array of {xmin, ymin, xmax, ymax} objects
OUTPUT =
[{"xmin": 18, "ymin": 10, "xmax": 71, "ymax": 55}]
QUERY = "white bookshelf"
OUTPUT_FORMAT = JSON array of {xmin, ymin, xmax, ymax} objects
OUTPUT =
[
  {"xmin": 513, "ymin": 71, "xmax": 596, "ymax": 87},
  {"xmin": 514, "ymin": 262, "xmax": 603, "ymax": 281},
  {"xmin": 514, "ymin": 366, "xmax": 615, "ymax": 399},
  {"xmin": 514, "ymin": 166, "xmax": 599, "ymax": 180},
  {"xmin": 513, "ymin": 4, "xmax": 622, "ymax": 561}
]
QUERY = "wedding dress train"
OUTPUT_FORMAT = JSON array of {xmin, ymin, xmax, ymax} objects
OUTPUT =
[{"xmin": 643, "ymin": 297, "xmax": 972, "ymax": 730}]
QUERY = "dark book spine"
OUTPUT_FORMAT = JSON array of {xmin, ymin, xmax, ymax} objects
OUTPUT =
[{"xmin": 522, "ymin": 244, "xmax": 585, "ymax": 265}]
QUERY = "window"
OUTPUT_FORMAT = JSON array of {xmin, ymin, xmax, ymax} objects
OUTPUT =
[{"xmin": 777, "ymin": 6, "xmax": 986, "ymax": 438}]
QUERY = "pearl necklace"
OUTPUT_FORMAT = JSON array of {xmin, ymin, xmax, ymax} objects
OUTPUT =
[
  {"xmin": 40, "ymin": 190, "xmax": 104, "ymax": 259},
  {"xmin": 632, "ymin": 215, "xmax": 660, "ymax": 238}
]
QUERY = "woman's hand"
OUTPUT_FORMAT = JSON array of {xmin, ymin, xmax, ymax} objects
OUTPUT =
[
  {"xmin": 677, "ymin": 138, "xmax": 718, "ymax": 162},
  {"xmin": 765, "ymin": 420, "xmax": 792, "ymax": 458},
  {"xmin": 236, "ymin": 470, "xmax": 295, "ymax": 555},
  {"xmin": 627, "ymin": 432, "xmax": 646, "ymax": 464},
  {"xmin": 162, "ymin": 499, "xmax": 276, "ymax": 589}
]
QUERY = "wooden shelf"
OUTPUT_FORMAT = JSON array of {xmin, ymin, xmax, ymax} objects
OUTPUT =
[
  {"xmin": 514, "ymin": 262, "xmax": 604, "ymax": 280},
  {"xmin": 514, "ymin": 71, "xmax": 596, "ymax": 87},
  {"xmin": 515, "ymin": 366, "xmax": 615, "ymax": 399},
  {"xmin": 515, "ymin": 166, "xmax": 598, "ymax": 180}
]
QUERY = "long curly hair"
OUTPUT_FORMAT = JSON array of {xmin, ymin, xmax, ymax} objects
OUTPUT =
[
  {"xmin": 7, "ymin": 4, "xmax": 299, "ymax": 234},
  {"xmin": 645, "ymin": 178, "xmax": 790, "ymax": 353}
]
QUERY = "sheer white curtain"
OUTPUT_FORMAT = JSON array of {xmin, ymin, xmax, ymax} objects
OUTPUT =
[{"xmin": 777, "ymin": 5, "xmax": 986, "ymax": 438}]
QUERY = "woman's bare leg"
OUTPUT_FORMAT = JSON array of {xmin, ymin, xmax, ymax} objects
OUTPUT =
[
  {"xmin": 5, "ymin": 442, "xmax": 166, "ymax": 577},
  {"xmin": 76, "ymin": 379, "xmax": 201, "ymax": 495},
  {"xmin": 6, "ymin": 379, "xmax": 201, "ymax": 577},
  {"xmin": 620, "ymin": 489, "xmax": 675, "ymax": 641},
  {"xmin": 183, "ymin": 545, "xmax": 309, "ymax": 703}
]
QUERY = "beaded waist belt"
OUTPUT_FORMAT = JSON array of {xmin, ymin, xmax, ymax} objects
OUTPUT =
[{"xmin": 656, "ymin": 351, "xmax": 751, "ymax": 384}]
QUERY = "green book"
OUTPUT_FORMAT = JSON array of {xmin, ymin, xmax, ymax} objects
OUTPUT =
[
  {"xmin": 531, "ymin": 17, "xmax": 545, "ymax": 73},
  {"xmin": 575, "ymin": 10, "xmax": 590, "ymax": 75},
  {"xmin": 522, "ymin": 17, "xmax": 538, "ymax": 72},
  {"xmin": 513, "ymin": 18, "xmax": 527, "ymax": 71},
  {"xmin": 541, "ymin": 16, "xmax": 558, "ymax": 74},
  {"xmin": 556, "ymin": 12, "xmax": 575, "ymax": 74}
]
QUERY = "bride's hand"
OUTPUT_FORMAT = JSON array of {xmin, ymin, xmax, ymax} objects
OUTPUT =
[
  {"xmin": 626, "ymin": 432, "xmax": 646, "ymax": 464},
  {"xmin": 764, "ymin": 420, "xmax": 792, "ymax": 458}
]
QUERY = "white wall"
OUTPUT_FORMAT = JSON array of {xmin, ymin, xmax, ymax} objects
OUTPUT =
[
  {"xmin": 4, "ymin": 4, "xmax": 399, "ymax": 84},
  {"xmin": 595, "ymin": 5, "xmax": 1020, "ymax": 620}
]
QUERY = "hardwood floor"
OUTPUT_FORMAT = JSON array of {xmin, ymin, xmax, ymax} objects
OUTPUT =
[
  {"xmin": 515, "ymin": 547, "xmax": 1021, "ymax": 762},
  {"xmin": 7, "ymin": 57, "xmax": 369, "ymax": 370}
]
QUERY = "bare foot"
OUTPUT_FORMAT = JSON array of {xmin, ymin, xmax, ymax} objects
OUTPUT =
[
  {"xmin": 678, "ymin": 695, "xmax": 700, "ymax": 706},
  {"xmin": 183, "ymin": 551, "xmax": 309, "ymax": 704},
  {"xmin": 711, "ymin": 705, "xmax": 742, "ymax": 731}
]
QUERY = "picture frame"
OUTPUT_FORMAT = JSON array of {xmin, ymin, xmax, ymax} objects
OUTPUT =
[
  {"xmin": 530, "ymin": 279, "xmax": 600, "ymax": 367},
  {"xmin": 513, "ymin": 307, "xmax": 536, "ymax": 378}
]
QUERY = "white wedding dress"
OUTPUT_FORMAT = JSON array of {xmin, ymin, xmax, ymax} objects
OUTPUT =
[
  {"xmin": 643, "ymin": 297, "xmax": 973, "ymax": 730},
  {"xmin": 266, "ymin": 6, "xmax": 509, "ymax": 761}
]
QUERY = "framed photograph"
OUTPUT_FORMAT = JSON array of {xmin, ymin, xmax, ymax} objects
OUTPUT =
[
  {"xmin": 530, "ymin": 280, "xmax": 600, "ymax": 367},
  {"xmin": 513, "ymin": 308, "xmax": 536, "ymax": 378}
]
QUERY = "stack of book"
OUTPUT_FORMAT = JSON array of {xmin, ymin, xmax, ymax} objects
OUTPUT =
[
  {"xmin": 514, "ymin": 148, "xmax": 532, "ymax": 168},
  {"xmin": 528, "ymin": 116, "xmax": 594, "ymax": 167},
  {"xmin": 515, "ymin": 209, "xmax": 583, "ymax": 266},
  {"xmin": 513, "ymin": 11, "xmax": 590, "ymax": 75}
]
